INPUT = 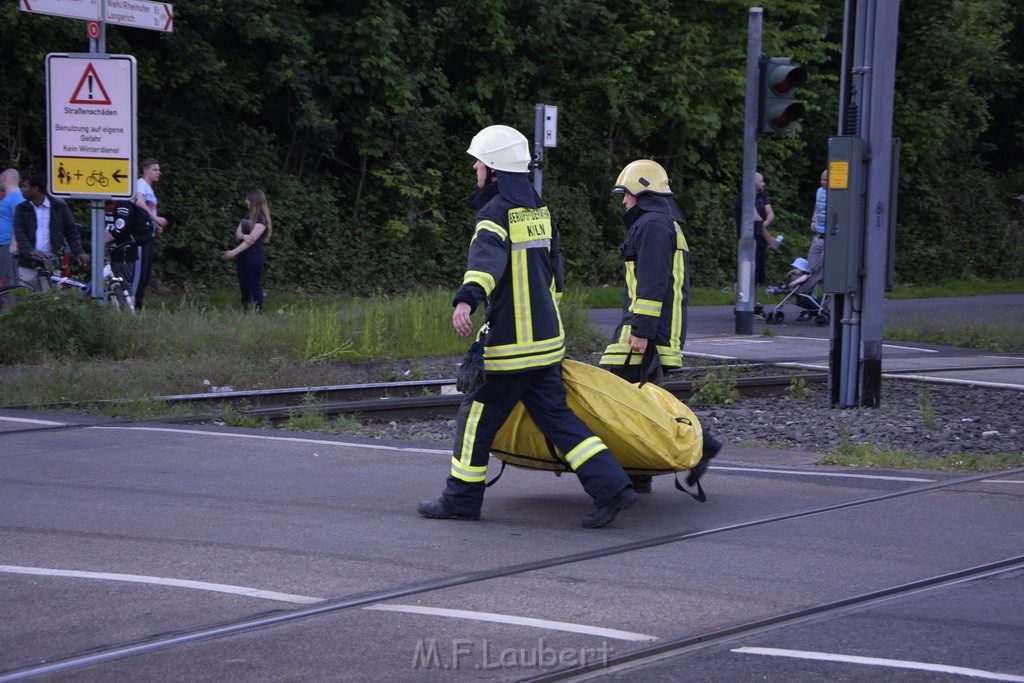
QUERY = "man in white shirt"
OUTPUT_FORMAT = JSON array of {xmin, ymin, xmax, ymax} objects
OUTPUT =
[
  {"xmin": 13, "ymin": 174, "xmax": 89, "ymax": 289},
  {"xmin": 133, "ymin": 158, "xmax": 167, "ymax": 309}
]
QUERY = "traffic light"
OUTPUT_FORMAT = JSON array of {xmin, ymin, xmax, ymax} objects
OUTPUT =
[{"xmin": 758, "ymin": 56, "xmax": 806, "ymax": 134}]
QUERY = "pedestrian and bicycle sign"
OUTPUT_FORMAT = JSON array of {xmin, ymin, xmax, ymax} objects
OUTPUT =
[{"xmin": 47, "ymin": 53, "xmax": 136, "ymax": 198}]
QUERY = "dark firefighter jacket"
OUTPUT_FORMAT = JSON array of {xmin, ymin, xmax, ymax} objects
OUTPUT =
[
  {"xmin": 453, "ymin": 177, "xmax": 565, "ymax": 374},
  {"xmin": 600, "ymin": 194, "xmax": 690, "ymax": 369}
]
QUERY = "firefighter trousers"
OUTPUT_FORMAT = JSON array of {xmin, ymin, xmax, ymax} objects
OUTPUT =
[{"xmin": 442, "ymin": 364, "xmax": 631, "ymax": 516}]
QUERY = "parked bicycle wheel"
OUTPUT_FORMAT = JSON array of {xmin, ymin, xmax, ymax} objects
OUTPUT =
[{"xmin": 109, "ymin": 282, "xmax": 135, "ymax": 313}]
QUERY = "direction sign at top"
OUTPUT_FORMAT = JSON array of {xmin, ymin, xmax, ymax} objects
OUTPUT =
[{"xmin": 20, "ymin": 0, "xmax": 174, "ymax": 32}]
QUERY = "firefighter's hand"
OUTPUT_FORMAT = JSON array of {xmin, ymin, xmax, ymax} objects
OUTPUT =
[
  {"xmin": 628, "ymin": 334, "xmax": 648, "ymax": 353},
  {"xmin": 452, "ymin": 302, "xmax": 473, "ymax": 337},
  {"xmin": 77, "ymin": 252, "xmax": 90, "ymax": 266}
]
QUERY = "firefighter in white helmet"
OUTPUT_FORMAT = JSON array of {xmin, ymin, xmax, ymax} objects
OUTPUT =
[
  {"xmin": 418, "ymin": 125, "xmax": 636, "ymax": 528},
  {"xmin": 598, "ymin": 159, "xmax": 723, "ymax": 493}
]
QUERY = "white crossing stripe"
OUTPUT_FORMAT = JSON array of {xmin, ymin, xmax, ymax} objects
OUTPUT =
[
  {"xmin": 732, "ymin": 647, "xmax": 1024, "ymax": 682},
  {"xmin": 0, "ymin": 565, "xmax": 323, "ymax": 605},
  {"xmin": 364, "ymin": 604, "xmax": 658, "ymax": 641}
]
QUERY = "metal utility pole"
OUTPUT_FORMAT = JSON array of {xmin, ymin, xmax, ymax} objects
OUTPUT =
[
  {"xmin": 531, "ymin": 103, "xmax": 558, "ymax": 199},
  {"xmin": 88, "ymin": 0, "xmax": 108, "ymax": 298},
  {"xmin": 827, "ymin": 0, "xmax": 900, "ymax": 407},
  {"xmin": 735, "ymin": 7, "xmax": 762, "ymax": 335}
]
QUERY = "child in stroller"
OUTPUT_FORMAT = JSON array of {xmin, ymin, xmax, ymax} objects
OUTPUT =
[{"xmin": 763, "ymin": 257, "xmax": 830, "ymax": 325}]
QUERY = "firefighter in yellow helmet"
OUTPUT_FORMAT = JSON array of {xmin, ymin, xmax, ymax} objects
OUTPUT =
[
  {"xmin": 598, "ymin": 159, "xmax": 722, "ymax": 493},
  {"xmin": 417, "ymin": 125, "xmax": 636, "ymax": 528}
]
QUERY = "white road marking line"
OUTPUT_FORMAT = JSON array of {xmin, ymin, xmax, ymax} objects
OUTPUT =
[
  {"xmin": 732, "ymin": 647, "xmax": 1024, "ymax": 682},
  {"xmin": 0, "ymin": 416, "xmax": 66, "ymax": 426},
  {"xmin": 716, "ymin": 467, "xmax": 1022, "ymax": 484},
  {"xmin": 712, "ymin": 466, "xmax": 935, "ymax": 482},
  {"xmin": 0, "ymin": 565, "xmax": 323, "ymax": 605},
  {"xmin": 364, "ymin": 604, "xmax": 658, "ymax": 642},
  {"xmin": 881, "ymin": 373, "xmax": 1024, "ymax": 390},
  {"xmin": 90, "ymin": 426, "xmax": 449, "ymax": 454}
]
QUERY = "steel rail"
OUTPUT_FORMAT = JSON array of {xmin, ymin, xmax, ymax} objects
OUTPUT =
[
  {"xmin": 523, "ymin": 555, "xmax": 1024, "ymax": 682},
  {"xmin": 2, "ymin": 466, "xmax": 1020, "ymax": 682}
]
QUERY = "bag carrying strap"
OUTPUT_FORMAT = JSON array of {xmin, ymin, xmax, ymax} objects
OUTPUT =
[
  {"xmin": 485, "ymin": 460, "xmax": 506, "ymax": 488},
  {"xmin": 625, "ymin": 343, "xmax": 661, "ymax": 388},
  {"xmin": 674, "ymin": 473, "xmax": 707, "ymax": 502}
]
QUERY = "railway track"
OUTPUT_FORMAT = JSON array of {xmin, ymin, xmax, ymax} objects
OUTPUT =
[
  {"xmin": 2, "ymin": 466, "xmax": 1021, "ymax": 682},
  {"xmin": 4, "ymin": 353, "xmax": 1022, "ymax": 425},
  {"xmin": 158, "ymin": 369, "xmax": 829, "ymax": 423}
]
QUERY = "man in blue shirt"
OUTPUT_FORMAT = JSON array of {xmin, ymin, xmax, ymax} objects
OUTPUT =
[
  {"xmin": 807, "ymin": 169, "xmax": 827, "ymax": 268},
  {"xmin": 0, "ymin": 169, "xmax": 23, "ymax": 291}
]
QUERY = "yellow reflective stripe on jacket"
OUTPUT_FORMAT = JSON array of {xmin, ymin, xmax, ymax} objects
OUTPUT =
[
  {"xmin": 463, "ymin": 269, "xmax": 496, "ymax": 294},
  {"xmin": 484, "ymin": 336, "xmax": 565, "ymax": 372},
  {"xmin": 670, "ymin": 233, "xmax": 687, "ymax": 350},
  {"xmin": 452, "ymin": 401, "xmax": 488, "ymax": 482},
  {"xmin": 625, "ymin": 262, "xmax": 637, "ymax": 304},
  {"xmin": 631, "ymin": 297, "xmax": 663, "ymax": 317},
  {"xmin": 655, "ymin": 343, "xmax": 682, "ymax": 368},
  {"xmin": 674, "ymin": 221, "xmax": 689, "ymax": 251},
  {"xmin": 473, "ymin": 220, "xmax": 508, "ymax": 242},
  {"xmin": 564, "ymin": 436, "xmax": 607, "ymax": 470},
  {"xmin": 511, "ymin": 249, "xmax": 533, "ymax": 342},
  {"xmin": 598, "ymin": 324, "xmax": 634, "ymax": 366},
  {"xmin": 484, "ymin": 347, "xmax": 565, "ymax": 373}
]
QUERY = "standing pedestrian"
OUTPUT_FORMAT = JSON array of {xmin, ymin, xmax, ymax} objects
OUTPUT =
[
  {"xmin": 133, "ymin": 158, "xmax": 167, "ymax": 310},
  {"xmin": 13, "ymin": 173, "xmax": 89, "ymax": 287},
  {"xmin": 598, "ymin": 159, "xmax": 723, "ymax": 493},
  {"xmin": 807, "ymin": 168, "xmax": 827, "ymax": 269},
  {"xmin": 734, "ymin": 171, "xmax": 779, "ymax": 315},
  {"xmin": 221, "ymin": 188, "xmax": 271, "ymax": 312},
  {"xmin": 418, "ymin": 124, "xmax": 636, "ymax": 528},
  {"xmin": 0, "ymin": 169, "xmax": 23, "ymax": 292}
]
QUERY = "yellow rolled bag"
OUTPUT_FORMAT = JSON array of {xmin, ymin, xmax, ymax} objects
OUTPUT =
[{"xmin": 490, "ymin": 359, "xmax": 705, "ymax": 492}]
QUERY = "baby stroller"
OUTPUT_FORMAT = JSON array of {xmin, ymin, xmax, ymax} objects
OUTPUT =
[{"xmin": 763, "ymin": 257, "xmax": 830, "ymax": 326}]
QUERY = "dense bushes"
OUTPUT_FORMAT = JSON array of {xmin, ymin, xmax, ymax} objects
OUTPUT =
[{"xmin": 1, "ymin": 1, "xmax": 1021, "ymax": 293}]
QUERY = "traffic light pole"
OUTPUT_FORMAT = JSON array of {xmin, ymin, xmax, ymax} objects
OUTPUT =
[{"xmin": 735, "ymin": 7, "xmax": 762, "ymax": 335}]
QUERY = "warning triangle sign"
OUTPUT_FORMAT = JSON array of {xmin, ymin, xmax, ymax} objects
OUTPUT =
[{"xmin": 69, "ymin": 64, "xmax": 112, "ymax": 105}]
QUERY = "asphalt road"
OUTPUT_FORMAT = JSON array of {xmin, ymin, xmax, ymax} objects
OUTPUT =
[
  {"xmin": 590, "ymin": 292, "xmax": 1024, "ymax": 340},
  {"xmin": 1, "ymin": 419, "xmax": 1022, "ymax": 681}
]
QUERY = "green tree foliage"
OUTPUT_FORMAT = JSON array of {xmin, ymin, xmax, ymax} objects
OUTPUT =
[{"xmin": 1, "ymin": 0, "xmax": 1020, "ymax": 294}]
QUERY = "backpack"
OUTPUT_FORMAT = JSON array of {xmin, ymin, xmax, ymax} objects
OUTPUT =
[{"xmin": 105, "ymin": 200, "xmax": 154, "ymax": 248}]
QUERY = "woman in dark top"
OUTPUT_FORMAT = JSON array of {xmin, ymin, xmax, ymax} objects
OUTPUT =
[{"xmin": 222, "ymin": 187, "xmax": 272, "ymax": 311}]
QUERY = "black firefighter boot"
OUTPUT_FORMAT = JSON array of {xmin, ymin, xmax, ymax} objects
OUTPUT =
[
  {"xmin": 417, "ymin": 475, "xmax": 484, "ymax": 520},
  {"xmin": 575, "ymin": 454, "xmax": 637, "ymax": 529},
  {"xmin": 686, "ymin": 429, "xmax": 724, "ymax": 487}
]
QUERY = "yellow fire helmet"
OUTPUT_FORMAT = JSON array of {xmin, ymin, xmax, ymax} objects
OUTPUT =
[
  {"xmin": 613, "ymin": 159, "xmax": 673, "ymax": 196},
  {"xmin": 467, "ymin": 125, "xmax": 532, "ymax": 173}
]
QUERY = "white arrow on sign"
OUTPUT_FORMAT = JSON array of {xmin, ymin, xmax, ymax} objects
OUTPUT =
[{"xmin": 20, "ymin": 0, "xmax": 174, "ymax": 33}]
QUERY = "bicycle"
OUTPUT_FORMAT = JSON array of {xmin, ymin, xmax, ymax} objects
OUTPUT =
[
  {"xmin": 102, "ymin": 260, "xmax": 135, "ymax": 313},
  {"xmin": 0, "ymin": 256, "xmax": 134, "ymax": 313}
]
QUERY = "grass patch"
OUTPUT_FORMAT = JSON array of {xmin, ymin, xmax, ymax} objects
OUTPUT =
[
  {"xmin": 888, "ymin": 278, "xmax": 1024, "ymax": 299},
  {"xmin": 0, "ymin": 287, "xmax": 600, "ymax": 406},
  {"xmin": 819, "ymin": 449, "xmax": 1024, "ymax": 471},
  {"xmin": 690, "ymin": 363, "xmax": 740, "ymax": 405},
  {"xmin": 886, "ymin": 322, "xmax": 1022, "ymax": 353}
]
